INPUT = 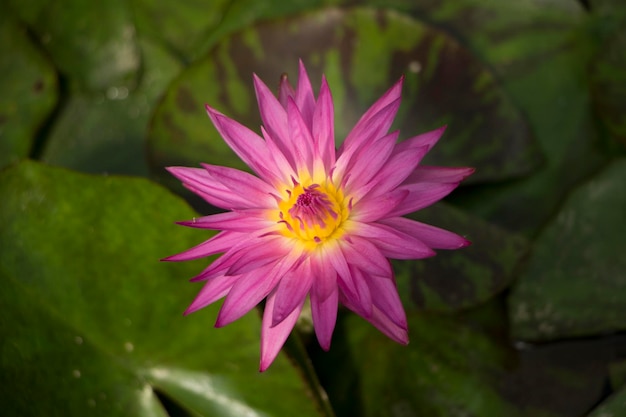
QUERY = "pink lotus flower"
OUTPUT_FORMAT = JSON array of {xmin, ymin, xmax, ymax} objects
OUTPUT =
[{"xmin": 165, "ymin": 61, "xmax": 473, "ymax": 371}]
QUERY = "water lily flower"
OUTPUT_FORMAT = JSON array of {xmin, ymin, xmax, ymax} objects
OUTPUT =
[{"xmin": 165, "ymin": 61, "xmax": 473, "ymax": 371}]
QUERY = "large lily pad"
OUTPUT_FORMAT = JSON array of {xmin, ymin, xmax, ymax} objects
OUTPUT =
[
  {"xmin": 590, "ymin": 20, "xmax": 626, "ymax": 146},
  {"xmin": 0, "ymin": 161, "xmax": 326, "ymax": 416},
  {"xmin": 8, "ymin": 0, "xmax": 140, "ymax": 92},
  {"xmin": 322, "ymin": 300, "xmax": 613, "ymax": 417},
  {"xmin": 509, "ymin": 158, "xmax": 626, "ymax": 341},
  {"xmin": 41, "ymin": 38, "xmax": 181, "ymax": 176},
  {"xmin": 147, "ymin": 7, "xmax": 538, "ymax": 190},
  {"xmin": 0, "ymin": 14, "xmax": 57, "ymax": 169},
  {"xmin": 394, "ymin": 203, "xmax": 527, "ymax": 313},
  {"xmin": 588, "ymin": 386, "xmax": 626, "ymax": 417},
  {"xmin": 131, "ymin": 0, "xmax": 324, "ymax": 63},
  {"xmin": 398, "ymin": 0, "xmax": 609, "ymax": 236}
]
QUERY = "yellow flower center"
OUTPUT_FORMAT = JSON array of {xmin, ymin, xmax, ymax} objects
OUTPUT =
[{"xmin": 276, "ymin": 178, "xmax": 350, "ymax": 248}]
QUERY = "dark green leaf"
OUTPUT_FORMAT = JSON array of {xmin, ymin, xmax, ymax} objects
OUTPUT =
[
  {"xmin": 341, "ymin": 311, "xmax": 522, "ymax": 417},
  {"xmin": 131, "ymin": 0, "xmax": 324, "ymax": 63},
  {"xmin": 9, "ymin": 0, "xmax": 140, "ymax": 92},
  {"xmin": 320, "ymin": 300, "xmax": 614, "ymax": 417},
  {"xmin": 147, "ymin": 7, "xmax": 538, "ymax": 191},
  {"xmin": 130, "ymin": 0, "xmax": 231, "ymax": 63},
  {"xmin": 394, "ymin": 203, "xmax": 527, "ymax": 313},
  {"xmin": 590, "ymin": 21, "xmax": 626, "ymax": 146},
  {"xmin": 0, "ymin": 160, "xmax": 326, "ymax": 417},
  {"xmin": 509, "ymin": 159, "xmax": 626, "ymax": 341},
  {"xmin": 588, "ymin": 386, "xmax": 626, "ymax": 417},
  {"xmin": 41, "ymin": 38, "xmax": 182, "ymax": 176},
  {"xmin": 0, "ymin": 14, "xmax": 57, "ymax": 168},
  {"xmin": 405, "ymin": 0, "xmax": 609, "ymax": 236}
]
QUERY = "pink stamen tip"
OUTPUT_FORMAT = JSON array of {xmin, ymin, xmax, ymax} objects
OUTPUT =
[
  {"xmin": 295, "ymin": 216, "xmax": 306, "ymax": 230},
  {"xmin": 342, "ymin": 173, "xmax": 351, "ymax": 189},
  {"xmin": 269, "ymin": 193, "xmax": 282, "ymax": 204},
  {"xmin": 314, "ymin": 236, "xmax": 321, "ymax": 243},
  {"xmin": 329, "ymin": 167, "xmax": 336, "ymax": 183},
  {"xmin": 291, "ymin": 176, "xmax": 299, "ymax": 186},
  {"xmin": 348, "ymin": 197, "xmax": 353, "ymax": 210},
  {"xmin": 278, "ymin": 219, "xmax": 294, "ymax": 233}
]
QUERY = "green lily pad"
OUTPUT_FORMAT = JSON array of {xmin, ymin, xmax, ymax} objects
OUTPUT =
[
  {"xmin": 131, "ymin": 0, "xmax": 230, "ymax": 63},
  {"xmin": 400, "ymin": 0, "xmax": 609, "ymax": 236},
  {"xmin": 588, "ymin": 386, "xmax": 626, "ymax": 417},
  {"xmin": 0, "ymin": 14, "xmax": 57, "ymax": 169},
  {"xmin": 147, "ymin": 7, "xmax": 538, "ymax": 190},
  {"xmin": 590, "ymin": 22, "xmax": 626, "ymax": 146},
  {"xmin": 0, "ymin": 160, "xmax": 326, "ymax": 416},
  {"xmin": 131, "ymin": 0, "xmax": 323, "ymax": 63},
  {"xmin": 8, "ymin": 0, "xmax": 140, "ymax": 92},
  {"xmin": 41, "ymin": 38, "xmax": 182, "ymax": 176},
  {"xmin": 509, "ymin": 158, "xmax": 626, "ymax": 341},
  {"xmin": 394, "ymin": 203, "xmax": 527, "ymax": 313},
  {"xmin": 313, "ymin": 298, "xmax": 617, "ymax": 417},
  {"xmin": 609, "ymin": 358, "xmax": 626, "ymax": 391}
]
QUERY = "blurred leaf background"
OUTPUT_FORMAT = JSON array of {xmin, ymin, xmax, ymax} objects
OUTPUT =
[{"xmin": 1, "ymin": 0, "xmax": 625, "ymax": 416}]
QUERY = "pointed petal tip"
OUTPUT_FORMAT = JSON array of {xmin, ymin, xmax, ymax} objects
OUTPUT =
[
  {"xmin": 460, "ymin": 238, "xmax": 472, "ymax": 248},
  {"xmin": 183, "ymin": 304, "xmax": 199, "ymax": 316},
  {"xmin": 259, "ymin": 359, "xmax": 271, "ymax": 373}
]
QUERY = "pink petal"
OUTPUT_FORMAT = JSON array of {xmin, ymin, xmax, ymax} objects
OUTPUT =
[
  {"xmin": 343, "ymin": 131, "xmax": 399, "ymax": 194},
  {"xmin": 354, "ymin": 144, "xmax": 430, "ymax": 201},
  {"xmin": 339, "ymin": 236, "xmax": 392, "ymax": 278},
  {"xmin": 162, "ymin": 231, "xmax": 241, "ymax": 262},
  {"xmin": 404, "ymin": 166, "xmax": 475, "ymax": 184},
  {"xmin": 365, "ymin": 275, "xmax": 407, "ymax": 329},
  {"xmin": 341, "ymin": 294, "xmax": 408, "ymax": 344},
  {"xmin": 379, "ymin": 217, "xmax": 470, "ymax": 250},
  {"xmin": 205, "ymin": 105, "xmax": 280, "ymax": 184},
  {"xmin": 346, "ymin": 220, "xmax": 436, "ymax": 259},
  {"xmin": 167, "ymin": 166, "xmax": 253, "ymax": 209},
  {"xmin": 201, "ymin": 163, "xmax": 276, "ymax": 207},
  {"xmin": 295, "ymin": 59, "xmax": 316, "ymax": 128},
  {"xmin": 287, "ymin": 97, "xmax": 315, "ymax": 175},
  {"xmin": 334, "ymin": 99, "xmax": 401, "ymax": 181},
  {"xmin": 367, "ymin": 305, "xmax": 409, "ymax": 344},
  {"xmin": 337, "ymin": 266, "xmax": 373, "ymax": 319},
  {"xmin": 272, "ymin": 258, "xmax": 313, "ymax": 326},
  {"xmin": 385, "ymin": 182, "xmax": 459, "ymax": 217},
  {"xmin": 177, "ymin": 209, "xmax": 272, "ymax": 231},
  {"xmin": 350, "ymin": 188, "xmax": 408, "ymax": 223},
  {"xmin": 404, "ymin": 125, "xmax": 446, "ymax": 152},
  {"xmin": 356, "ymin": 126, "xmax": 447, "ymax": 200},
  {"xmin": 226, "ymin": 236, "xmax": 289, "ymax": 275},
  {"xmin": 184, "ymin": 273, "xmax": 241, "ymax": 315},
  {"xmin": 278, "ymin": 73, "xmax": 295, "ymax": 108},
  {"xmin": 215, "ymin": 248, "xmax": 305, "ymax": 327},
  {"xmin": 188, "ymin": 232, "xmax": 281, "ymax": 282},
  {"xmin": 253, "ymin": 73, "xmax": 288, "ymax": 138},
  {"xmin": 260, "ymin": 290, "xmax": 304, "ymax": 372},
  {"xmin": 261, "ymin": 126, "xmax": 297, "ymax": 184},
  {"xmin": 339, "ymin": 77, "xmax": 404, "ymax": 156},
  {"xmin": 321, "ymin": 240, "xmax": 352, "ymax": 283},
  {"xmin": 312, "ymin": 76, "xmax": 335, "ymax": 171},
  {"xmin": 310, "ymin": 251, "xmax": 339, "ymax": 302},
  {"xmin": 310, "ymin": 281, "xmax": 338, "ymax": 351}
]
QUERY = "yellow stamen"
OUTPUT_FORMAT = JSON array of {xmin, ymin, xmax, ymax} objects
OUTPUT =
[{"xmin": 276, "ymin": 178, "xmax": 349, "ymax": 249}]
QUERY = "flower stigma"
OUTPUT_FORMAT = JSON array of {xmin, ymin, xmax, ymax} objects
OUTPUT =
[{"xmin": 277, "ymin": 177, "xmax": 350, "ymax": 247}]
